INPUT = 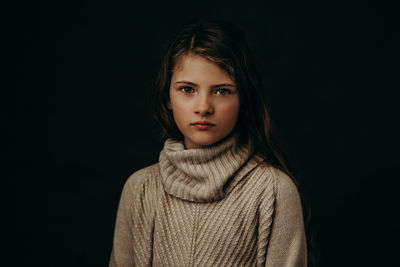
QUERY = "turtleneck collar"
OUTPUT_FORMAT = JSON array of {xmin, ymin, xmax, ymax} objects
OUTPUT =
[{"xmin": 159, "ymin": 133, "xmax": 264, "ymax": 203}]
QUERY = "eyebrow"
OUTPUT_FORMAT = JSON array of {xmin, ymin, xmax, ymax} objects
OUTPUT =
[{"xmin": 175, "ymin": 81, "xmax": 235, "ymax": 88}]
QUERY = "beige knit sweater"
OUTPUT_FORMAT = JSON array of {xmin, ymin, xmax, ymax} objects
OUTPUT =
[{"xmin": 109, "ymin": 133, "xmax": 307, "ymax": 267}]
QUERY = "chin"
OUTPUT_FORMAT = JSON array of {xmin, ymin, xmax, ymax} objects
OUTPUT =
[
  {"xmin": 188, "ymin": 133, "xmax": 225, "ymax": 148},
  {"xmin": 194, "ymin": 138, "xmax": 217, "ymax": 147}
]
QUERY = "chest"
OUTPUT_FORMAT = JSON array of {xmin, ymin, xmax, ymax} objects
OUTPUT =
[{"xmin": 152, "ymin": 186, "xmax": 264, "ymax": 266}]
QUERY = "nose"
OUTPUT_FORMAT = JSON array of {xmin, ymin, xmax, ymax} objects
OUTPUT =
[{"xmin": 194, "ymin": 94, "xmax": 214, "ymax": 116}]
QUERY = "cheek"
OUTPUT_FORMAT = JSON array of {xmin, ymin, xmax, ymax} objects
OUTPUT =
[
  {"xmin": 171, "ymin": 102, "xmax": 189, "ymax": 126},
  {"xmin": 170, "ymin": 91, "xmax": 188, "ymax": 124},
  {"xmin": 219, "ymin": 100, "xmax": 240, "ymax": 123}
]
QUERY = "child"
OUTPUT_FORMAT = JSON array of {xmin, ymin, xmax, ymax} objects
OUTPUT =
[{"xmin": 110, "ymin": 19, "xmax": 308, "ymax": 267}]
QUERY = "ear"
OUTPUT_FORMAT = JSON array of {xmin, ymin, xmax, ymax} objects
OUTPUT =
[{"xmin": 167, "ymin": 101, "xmax": 172, "ymax": 110}]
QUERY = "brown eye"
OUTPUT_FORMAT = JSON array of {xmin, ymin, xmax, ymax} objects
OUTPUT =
[{"xmin": 181, "ymin": 86, "xmax": 194, "ymax": 94}]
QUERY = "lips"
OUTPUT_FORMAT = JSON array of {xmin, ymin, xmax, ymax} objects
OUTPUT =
[
  {"xmin": 191, "ymin": 121, "xmax": 215, "ymax": 130},
  {"xmin": 192, "ymin": 120, "xmax": 215, "ymax": 126}
]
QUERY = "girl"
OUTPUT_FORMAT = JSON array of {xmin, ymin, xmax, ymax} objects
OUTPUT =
[{"xmin": 110, "ymin": 19, "xmax": 309, "ymax": 267}]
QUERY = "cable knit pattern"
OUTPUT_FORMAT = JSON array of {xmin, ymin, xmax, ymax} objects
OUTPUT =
[{"xmin": 109, "ymin": 133, "xmax": 307, "ymax": 267}]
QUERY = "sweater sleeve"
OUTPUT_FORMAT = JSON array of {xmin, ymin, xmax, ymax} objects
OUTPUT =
[
  {"xmin": 264, "ymin": 168, "xmax": 307, "ymax": 267},
  {"xmin": 109, "ymin": 166, "xmax": 157, "ymax": 267}
]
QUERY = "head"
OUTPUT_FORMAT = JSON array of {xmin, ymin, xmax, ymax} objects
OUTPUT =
[
  {"xmin": 153, "ymin": 19, "xmax": 272, "ymax": 157},
  {"xmin": 168, "ymin": 53, "xmax": 240, "ymax": 149}
]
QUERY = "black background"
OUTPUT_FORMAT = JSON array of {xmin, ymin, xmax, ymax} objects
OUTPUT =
[{"xmin": 4, "ymin": 0, "xmax": 399, "ymax": 266}]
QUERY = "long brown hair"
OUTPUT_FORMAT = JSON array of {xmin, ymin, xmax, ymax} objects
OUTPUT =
[{"xmin": 152, "ymin": 18, "xmax": 315, "ymax": 266}]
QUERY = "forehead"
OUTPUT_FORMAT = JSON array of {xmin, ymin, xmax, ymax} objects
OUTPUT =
[{"xmin": 172, "ymin": 54, "xmax": 235, "ymax": 85}]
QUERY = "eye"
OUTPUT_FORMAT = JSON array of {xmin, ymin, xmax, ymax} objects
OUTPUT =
[
  {"xmin": 180, "ymin": 86, "xmax": 194, "ymax": 94},
  {"xmin": 215, "ymin": 88, "xmax": 231, "ymax": 95}
]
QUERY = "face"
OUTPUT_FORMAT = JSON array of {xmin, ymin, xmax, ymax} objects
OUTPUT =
[{"xmin": 168, "ymin": 53, "xmax": 240, "ymax": 149}]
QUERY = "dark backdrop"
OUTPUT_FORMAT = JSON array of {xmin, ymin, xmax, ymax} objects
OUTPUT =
[{"xmin": 4, "ymin": 0, "xmax": 399, "ymax": 266}]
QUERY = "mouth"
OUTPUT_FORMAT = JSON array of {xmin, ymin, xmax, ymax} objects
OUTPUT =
[{"xmin": 191, "ymin": 121, "xmax": 215, "ymax": 130}]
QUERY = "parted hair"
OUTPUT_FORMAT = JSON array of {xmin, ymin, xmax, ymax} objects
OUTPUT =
[{"xmin": 152, "ymin": 18, "xmax": 315, "ymax": 266}]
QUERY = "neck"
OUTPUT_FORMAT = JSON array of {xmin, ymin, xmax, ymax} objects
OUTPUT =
[{"xmin": 159, "ymin": 132, "xmax": 262, "ymax": 202}]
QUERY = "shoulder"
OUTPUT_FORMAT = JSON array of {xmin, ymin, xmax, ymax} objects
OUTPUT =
[
  {"xmin": 254, "ymin": 162, "xmax": 301, "ymax": 204},
  {"xmin": 265, "ymin": 166, "xmax": 303, "ymax": 219},
  {"xmin": 269, "ymin": 167, "xmax": 300, "ymax": 201},
  {"xmin": 115, "ymin": 163, "xmax": 160, "ymax": 228},
  {"xmin": 121, "ymin": 163, "xmax": 160, "ymax": 199},
  {"xmin": 254, "ymin": 163, "xmax": 304, "ymax": 227}
]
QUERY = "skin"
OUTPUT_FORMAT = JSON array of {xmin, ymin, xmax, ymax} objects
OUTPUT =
[{"xmin": 168, "ymin": 53, "xmax": 240, "ymax": 149}]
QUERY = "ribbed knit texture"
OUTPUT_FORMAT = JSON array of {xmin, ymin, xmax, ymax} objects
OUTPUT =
[
  {"xmin": 110, "ymin": 133, "xmax": 307, "ymax": 267},
  {"xmin": 159, "ymin": 133, "xmax": 257, "ymax": 202}
]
